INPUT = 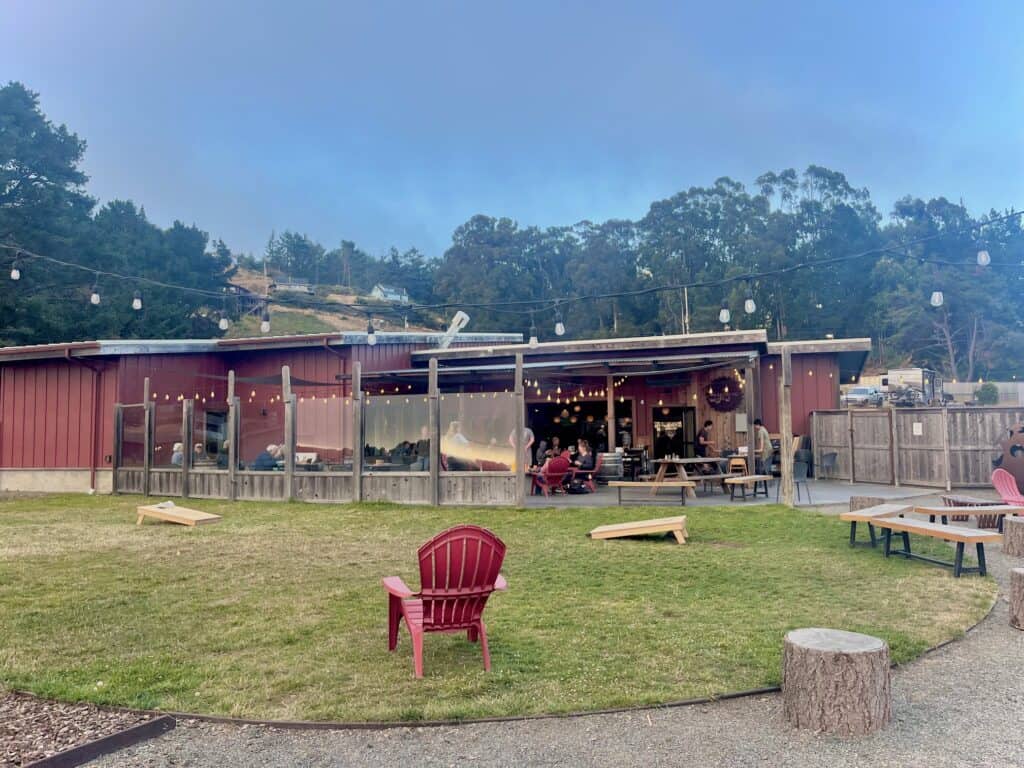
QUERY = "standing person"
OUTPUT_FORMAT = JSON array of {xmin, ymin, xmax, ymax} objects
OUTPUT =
[
  {"xmin": 508, "ymin": 426, "xmax": 535, "ymax": 471},
  {"xmin": 753, "ymin": 418, "xmax": 771, "ymax": 473},
  {"xmin": 696, "ymin": 420, "xmax": 715, "ymax": 457}
]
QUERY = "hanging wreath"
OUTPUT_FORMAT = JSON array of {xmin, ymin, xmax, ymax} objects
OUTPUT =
[{"xmin": 705, "ymin": 375, "xmax": 744, "ymax": 412}]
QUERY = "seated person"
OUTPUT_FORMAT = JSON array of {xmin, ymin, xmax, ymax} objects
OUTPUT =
[
  {"xmin": 573, "ymin": 439, "xmax": 595, "ymax": 471},
  {"xmin": 251, "ymin": 443, "xmax": 282, "ymax": 471},
  {"xmin": 534, "ymin": 452, "xmax": 572, "ymax": 494}
]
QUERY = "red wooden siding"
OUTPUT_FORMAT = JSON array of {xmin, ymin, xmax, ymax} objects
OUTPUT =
[
  {"xmin": 0, "ymin": 359, "xmax": 117, "ymax": 469},
  {"xmin": 759, "ymin": 354, "xmax": 839, "ymax": 435}
]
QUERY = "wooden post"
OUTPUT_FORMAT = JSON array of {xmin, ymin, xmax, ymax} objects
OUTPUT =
[
  {"xmin": 848, "ymin": 407, "xmax": 856, "ymax": 484},
  {"xmin": 744, "ymin": 360, "xmax": 757, "ymax": 474},
  {"xmin": 783, "ymin": 628, "xmax": 891, "ymax": 736},
  {"xmin": 606, "ymin": 374, "xmax": 616, "ymax": 452},
  {"xmin": 227, "ymin": 371, "xmax": 237, "ymax": 500},
  {"xmin": 143, "ymin": 400, "xmax": 153, "ymax": 497},
  {"xmin": 112, "ymin": 404, "xmax": 123, "ymax": 494},
  {"xmin": 181, "ymin": 398, "xmax": 193, "ymax": 498},
  {"xmin": 514, "ymin": 353, "xmax": 526, "ymax": 508},
  {"xmin": 284, "ymin": 395, "xmax": 296, "ymax": 501},
  {"xmin": 428, "ymin": 358, "xmax": 439, "ymax": 506},
  {"xmin": 352, "ymin": 361, "xmax": 363, "ymax": 502},
  {"xmin": 888, "ymin": 407, "xmax": 897, "ymax": 486},
  {"xmin": 779, "ymin": 348, "xmax": 794, "ymax": 506},
  {"xmin": 941, "ymin": 406, "xmax": 952, "ymax": 491}
]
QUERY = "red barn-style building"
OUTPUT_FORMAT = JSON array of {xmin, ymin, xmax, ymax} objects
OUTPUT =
[{"xmin": 0, "ymin": 330, "xmax": 869, "ymax": 502}]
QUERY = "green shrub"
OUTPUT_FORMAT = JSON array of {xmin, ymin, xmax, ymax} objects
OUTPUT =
[{"xmin": 975, "ymin": 382, "xmax": 999, "ymax": 405}]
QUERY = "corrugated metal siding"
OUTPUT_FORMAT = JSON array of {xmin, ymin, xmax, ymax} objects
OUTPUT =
[{"xmin": 0, "ymin": 359, "xmax": 116, "ymax": 469}]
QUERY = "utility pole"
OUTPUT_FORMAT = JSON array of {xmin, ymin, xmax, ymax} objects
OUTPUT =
[{"xmin": 683, "ymin": 287, "xmax": 691, "ymax": 334}]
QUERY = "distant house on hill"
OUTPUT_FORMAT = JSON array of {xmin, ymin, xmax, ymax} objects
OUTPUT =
[
  {"xmin": 370, "ymin": 284, "xmax": 409, "ymax": 304},
  {"xmin": 271, "ymin": 278, "xmax": 314, "ymax": 295}
]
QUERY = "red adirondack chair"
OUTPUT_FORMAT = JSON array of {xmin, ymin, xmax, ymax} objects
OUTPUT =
[
  {"xmin": 992, "ymin": 468, "xmax": 1024, "ymax": 504},
  {"xmin": 382, "ymin": 525, "xmax": 508, "ymax": 678},
  {"xmin": 532, "ymin": 455, "xmax": 572, "ymax": 496}
]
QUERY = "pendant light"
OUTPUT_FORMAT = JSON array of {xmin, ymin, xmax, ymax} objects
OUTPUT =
[
  {"xmin": 260, "ymin": 307, "xmax": 271, "ymax": 333},
  {"xmin": 718, "ymin": 301, "xmax": 731, "ymax": 325},
  {"xmin": 366, "ymin": 315, "xmax": 377, "ymax": 346},
  {"xmin": 528, "ymin": 313, "xmax": 539, "ymax": 348},
  {"xmin": 89, "ymin": 275, "xmax": 101, "ymax": 305},
  {"xmin": 554, "ymin": 305, "xmax": 566, "ymax": 337},
  {"xmin": 131, "ymin": 291, "xmax": 143, "ymax": 311},
  {"xmin": 977, "ymin": 249, "xmax": 991, "ymax": 267},
  {"xmin": 929, "ymin": 291, "xmax": 944, "ymax": 308},
  {"xmin": 218, "ymin": 316, "xmax": 230, "ymax": 331},
  {"xmin": 743, "ymin": 286, "xmax": 756, "ymax": 314},
  {"xmin": 9, "ymin": 260, "xmax": 20, "ymax": 281}
]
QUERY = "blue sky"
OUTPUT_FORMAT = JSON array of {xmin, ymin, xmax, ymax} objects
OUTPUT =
[{"xmin": 3, "ymin": 1, "xmax": 1022, "ymax": 257}]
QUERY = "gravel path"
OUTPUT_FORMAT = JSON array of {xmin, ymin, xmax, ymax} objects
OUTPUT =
[{"xmin": 89, "ymin": 538, "xmax": 1024, "ymax": 768}]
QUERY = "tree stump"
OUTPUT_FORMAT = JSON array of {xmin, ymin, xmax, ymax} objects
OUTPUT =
[
  {"xmin": 782, "ymin": 628, "xmax": 891, "ymax": 737},
  {"xmin": 1011, "ymin": 569, "xmax": 1024, "ymax": 631},
  {"xmin": 1004, "ymin": 517, "xmax": 1024, "ymax": 558}
]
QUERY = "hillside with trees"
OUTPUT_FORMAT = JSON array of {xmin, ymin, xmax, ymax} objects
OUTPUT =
[{"xmin": 3, "ymin": 80, "xmax": 1022, "ymax": 382}]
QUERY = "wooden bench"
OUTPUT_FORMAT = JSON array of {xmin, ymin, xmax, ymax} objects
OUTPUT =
[
  {"xmin": 724, "ymin": 474, "xmax": 772, "ymax": 501},
  {"xmin": 136, "ymin": 502, "xmax": 221, "ymax": 527},
  {"xmin": 608, "ymin": 480, "xmax": 695, "ymax": 506},
  {"xmin": 871, "ymin": 516, "xmax": 1001, "ymax": 577},
  {"xmin": 915, "ymin": 504, "xmax": 1023, "ymax": 533},
  {"xmin": 590, "ymin": 515, "xmax": 688, "ymax": 545},
  {"xmin": 839, "ymin": 503, "xmax": 910, "ymax": 547}
]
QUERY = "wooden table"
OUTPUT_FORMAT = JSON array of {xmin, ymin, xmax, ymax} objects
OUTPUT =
[
  {"xmin": 136, "ymin": 503, "xmax": 221, "ymax": 527},
  {"xmin": 913, "ymin": 504, "xmax": 1024, "ymax": 533},
  {"xmin": 649, "ymin": 457, "xmax": 728, "ymax": 497}
]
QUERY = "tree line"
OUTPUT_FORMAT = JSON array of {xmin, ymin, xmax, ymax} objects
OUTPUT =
[{"xmin": 3, "ymin": 80, "xmax": 1022, "ymax": 381}]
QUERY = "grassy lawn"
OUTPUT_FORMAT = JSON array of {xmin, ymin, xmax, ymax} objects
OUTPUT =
[{"xmin": 0, "ymin": 495, "xmax": 996, "ymax": 722}]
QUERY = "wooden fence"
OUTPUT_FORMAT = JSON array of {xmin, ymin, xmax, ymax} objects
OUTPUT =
[{"xmin": 811, "ymin": 406, "xmax": 1024, "ymax": 489}]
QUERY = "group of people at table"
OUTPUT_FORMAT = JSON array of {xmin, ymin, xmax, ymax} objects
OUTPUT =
[{"xmin": 529, "ymin": 436, "xmax": 597, "ymax": 493}]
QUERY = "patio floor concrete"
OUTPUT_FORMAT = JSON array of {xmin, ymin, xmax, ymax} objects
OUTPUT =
[{"xmin": 525, "ymin": 478, "xmax": 941, "ymax": 509}]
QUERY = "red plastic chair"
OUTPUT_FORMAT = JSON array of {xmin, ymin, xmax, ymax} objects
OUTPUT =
[
  {"xmin": 382, "ymin": 525, "xmax": 507, "ymax": 678},
  {"xmin": 992, "ymin": 468, "xmax": 1024, "ymax": 504},
  {"xmin": 532, "ymin": 456, "xmax": 572, "ymax": 497}
]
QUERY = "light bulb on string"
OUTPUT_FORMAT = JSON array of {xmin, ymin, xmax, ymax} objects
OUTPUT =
[
  {"xmin": 89, "ymin": 275, "xmax": 101, "ymax": 306},
  {"xmin": 930, "ymin": 291, "xmax": 944, "ymax": 308},
  {"xmin": 554, "ymin": 305, "xmax": 566, "ymax": 337},
  {"xmin": 131, "ymin": 291, "xmax": 143, "ymax": 311},
  {"xmin": 718, "ymin": 301, "xmax": 731, "ymax": 325},
  {"xmin": 260, "ymin": 308, "xmax": 271, "ymax": 333},
  {"xmin": 366, "ymin": 315, "xmax": 377, "ymax": 346},
  {"xmin": 977, "ymin": 250, "xmax": 991, "ymax": 267},
  {"xmin": 218, "ymin": 316, "xmax": 230, "ymax": 331},
  {"xmin": 744, "ymin": 286, "xmax": 756, "ymax": 314},
  {"xmin": 527, "ymin": 313, "xmax": 539, "ymax": 349},
  {"xmin": 9, "ymin": 253, "xmax": 21, "ymax": 281}
]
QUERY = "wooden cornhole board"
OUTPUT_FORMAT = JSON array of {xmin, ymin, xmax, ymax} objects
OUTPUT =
[
  {"xmin": 136, "ymin": 502, "xmax": 221, "ymax": 527},
  {"xmin": 590, "ymin": 515, "xmax": 687, "ymax": 544}
]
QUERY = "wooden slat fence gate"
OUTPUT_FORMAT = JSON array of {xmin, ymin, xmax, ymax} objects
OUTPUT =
[{"xmin": 812, "ymin": 406, "xmax": 1024, "ymax": 489}]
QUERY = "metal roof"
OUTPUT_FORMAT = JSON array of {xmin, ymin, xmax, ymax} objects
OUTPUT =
[{"xmin": 0, "ymin": 332, "xmax": 522, "ymax": 363}]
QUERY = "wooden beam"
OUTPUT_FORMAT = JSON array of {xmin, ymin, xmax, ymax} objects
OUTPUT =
[
  {"xmin": 112, "ymin": 404, "xmax": 123, "ymax": 494},
  {"xmin": 428, "ymin": 358, "xmax": 439, "ymax": 506},
  {"xmin": 891, "ymin": 408, "xmax": 901, "ymax": 487},
  {"xmin": 515, "ymin": 353, "xmax": 526, "ymax": 508},
  {"xmin": 142, "ymin": 376, "xmax": 151, "ymax": 405},
  {"xmin": 606, "ymin": 374, "xmax": 616, "ymax": 452},
  {"xmin": 284, "ymin": 394, "xmax": 296, "ymax": 501},
  {"xmin": 848, "ymin": 407, "xmax": 856, "ymax": 485},
  {"xmin": 181, "ymin": 398, "xmax": 193, "ymax": 498},
  {"xmin": 281, "ymin": 365, "xmax": 292, "ymax": 400},
  {"xmin": 779, "ymin": 348, "xmax": 794, "ymax": 507},
  {"xmin": 942, "ymin": 406, "xmax": 952, "ymax": 492},
  {"xmin": 745, "ymin": 361, "xmax": 757, "ymax": 474},
  {"xmin": 142, "ymin": 401, "xmax": 153, "ymax": 497},
  {"xmin": 227, "ymin": 370, "xmax": 237, "ymax": 500},
  {"xmin": 352, "ymin": 361, "xmax": 363, "ymax": 502}
]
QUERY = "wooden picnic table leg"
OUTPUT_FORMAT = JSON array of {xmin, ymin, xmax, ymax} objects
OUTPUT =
[
  {"xmin": 954, "ymin": 542, "xmax": 965, "ymax": 578},
  {"xmin": 680, "ymin": 485, "xmax": 687, "ymax": 506},
  {"xmin": 678, "ymin": 465, "xmax": 697, "ymax": 499},
  {"xmin": 649, "ymin": 463, "xmax": 668, "ymax": 496}
]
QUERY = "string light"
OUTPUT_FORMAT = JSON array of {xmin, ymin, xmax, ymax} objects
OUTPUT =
[
  {"xmin": 929, "ymin": 291, "xmax": 944, "ymax": 308},
  {"xmin": 89, "ymin": 274, "xmax": 101, "ymax": 305},
  {"xmin": 260, "ymin": 308, "xmax": 271, "ymax": 333},
  {"xmin": 9, "ymin": 257, "xmax": 20, "ymax": 281},
  {"xmin": 718, "ymin": 301, "xmax": 730, "ymax": 325},
  {"xmin": 977, "ymin": 249, "xmax": 991, "ymax": 266},
  {"xmin": 528, "ymin": 313, "xmax": 539, "ymax": 349},
  {"xmin": 744, "ymin": 286, "xmax": 756, "ymax": 314},
  {"xmin": 554, "ymin": 305, "xmax": 566, "ymax": 337},
  {"xmin": 366, "ymin": 315, "xmax": 377, "ymax": 346},
  {"xmin": 131, "ymin": 291, "xmax": 143, "ymax": 311}
]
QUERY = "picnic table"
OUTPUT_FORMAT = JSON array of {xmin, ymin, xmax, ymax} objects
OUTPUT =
[
  {"xmin": 649, "ymin": 457, "xmax": 728, "ymax": 497},
  {"xmin": 912, "ymin": 504, "xmax": 1024, "ymax": 533}
]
